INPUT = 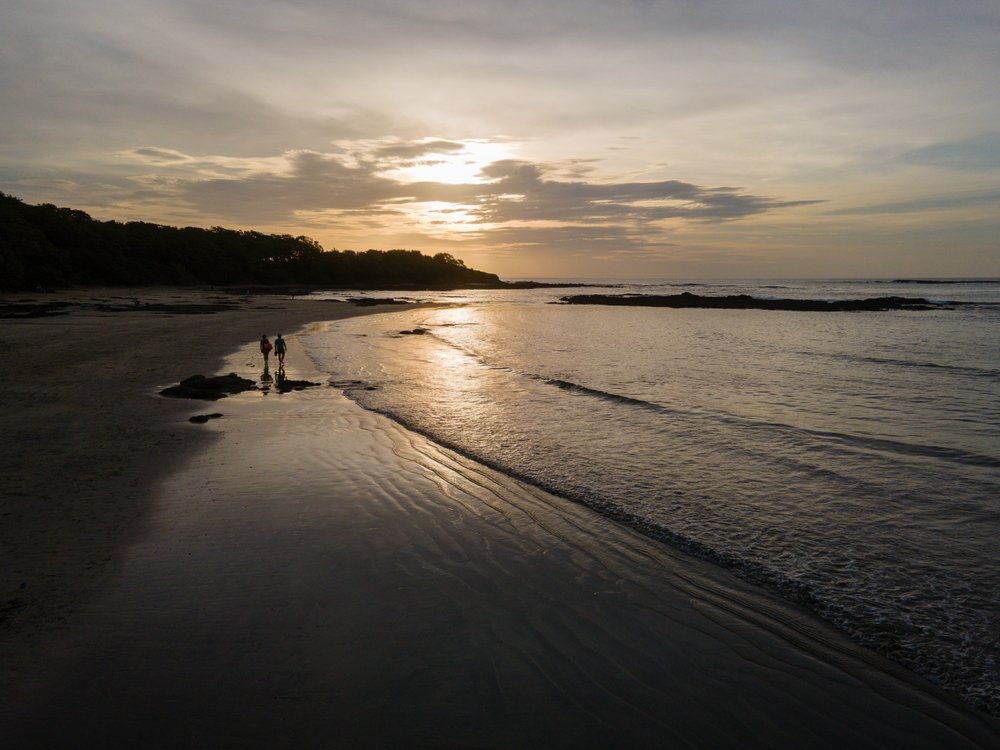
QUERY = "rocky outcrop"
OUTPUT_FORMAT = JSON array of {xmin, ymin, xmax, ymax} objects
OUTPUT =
[
  {"xmin": 274, "ymin": 378, "xmax": 320, "ymax": 393},
  {"xmin": 350, "ymin": 297, "xmax": 411, "ymax": 306},
  {"xmin": 558, "ymin": 292, "xmax": 940, "ymax": 311},
  {"xmin": 160, "ymin": 373, "xmax": 258, "ymax": 400},
  {"xmin": 189, "ymin": 413, "xmax": 223, "ymax": 423},
  {"xmin": 0, "ymin": 302, "xmax": 73, "ymax": 318}
]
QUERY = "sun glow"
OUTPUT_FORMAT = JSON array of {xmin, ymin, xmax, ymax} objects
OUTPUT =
[
  {"xmin": 389, "ymin": 140, "xmax": 512, "ymax": 185},
  {"xmin": 396, "ymin": 201, "xmax": 491, "ymax": 241}
]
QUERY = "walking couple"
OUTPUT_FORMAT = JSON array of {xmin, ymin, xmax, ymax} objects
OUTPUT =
[{"xmin": 259, "ymin": 334, "xmax": 287, "ymax": 366}]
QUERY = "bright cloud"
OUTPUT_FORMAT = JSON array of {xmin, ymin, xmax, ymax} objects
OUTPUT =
[{"xmin": 106, "ymin": 141, "xmax": 821, "ymax": 264}]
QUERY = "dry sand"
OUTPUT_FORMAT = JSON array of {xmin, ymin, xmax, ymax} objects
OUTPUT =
[{"xmin": 2, "ymin": 287, "xmax": 999, "ymax": 748}]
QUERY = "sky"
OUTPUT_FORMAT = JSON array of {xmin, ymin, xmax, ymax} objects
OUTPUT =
[{"xmin": 2, "ymin": 0, "xmax": 999, "ymax": 279}]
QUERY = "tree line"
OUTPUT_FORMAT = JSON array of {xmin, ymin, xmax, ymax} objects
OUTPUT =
[{"xmin": 0, "ymin": 193, "xmax": 503, "ymax": 291}]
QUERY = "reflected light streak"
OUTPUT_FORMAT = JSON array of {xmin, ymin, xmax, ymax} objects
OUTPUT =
[{"xmin": 411, "ymin": 310, "xmax": 505, "ymax": 432}]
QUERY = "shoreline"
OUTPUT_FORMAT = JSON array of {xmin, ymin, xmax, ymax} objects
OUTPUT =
[
  {"xmin": 0, "ymin": 287, "xmax": 419, "ymax": 691},
  {"xmin": 2, "ymin": 287, "xmax": 999, "ymax": 747}
]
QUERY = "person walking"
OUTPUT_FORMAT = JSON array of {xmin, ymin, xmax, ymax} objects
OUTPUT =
[
  {"xmin": 260, "ymin": 334, "xmax": 273, "ymax": 365},
  {"xmin": 274, "ymin": 334, "xmax": 287, "ymax": 365}
]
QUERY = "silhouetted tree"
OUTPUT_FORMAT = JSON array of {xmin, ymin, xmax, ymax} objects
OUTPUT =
[{"xmin": 0, "ymin": 193, "xmax": 503, "ymax": 291}]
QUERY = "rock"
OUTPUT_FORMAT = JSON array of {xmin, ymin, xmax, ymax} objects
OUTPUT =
[
  {"xmin": 91, "ymin": 302, "xmax": 238, "ymax": 314},
  {"xmin": 0, "ymin": 302, "xmax": 74, "ymax": 318},
  {"xmin": 275, "ymin": 378, "xmax": 320, "ymax": 393},
  {"xmin": 189, "ymin": 413, "xmax": 224, "ymax": 424},
  {"xmin": 558, "ymin": 292, "xmax": 940, "ymax": 312},
  {"xmin": 350, "ymin": 297, "xmax": 410, "ymax": 306},
  {"xmin": 400, "ymin": 328, "xmax": 427, "ymax": 335},
  {"xmin": 160, "ymin": 373, "xmax": 257, "ymax": 400}
]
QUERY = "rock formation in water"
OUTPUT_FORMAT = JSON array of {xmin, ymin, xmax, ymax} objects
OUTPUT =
[{"xmin": 558, "ymin": 292, "xmax": 939, "ymax": 311}]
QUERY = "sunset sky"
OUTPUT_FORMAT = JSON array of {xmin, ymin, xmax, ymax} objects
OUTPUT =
[{"xmin": 2, "ymin": 0, "xmax": 998, "ymax": 278}]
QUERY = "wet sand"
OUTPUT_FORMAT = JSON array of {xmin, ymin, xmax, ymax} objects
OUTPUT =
[
  {"xmin": 0, "ymin": 288, "xmax": 405, "ymax": 688},
  {"xmin": 2, "ymin": 288, "xmax": 998, "ymax": 748}
]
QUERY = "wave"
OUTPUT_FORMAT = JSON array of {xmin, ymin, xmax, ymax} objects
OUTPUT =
[
  {"xmin": 542, "ymin": 376, "xmax": 1000, "ymax": 468},
  {"xmin": 673, "ymin": 282, "xmax": 791, "ymax": 291},
  {"xmin": 888, "ymin": 279, "xmax": 1000, "ymax": 285},
  {"xmin": 863, "ymin": 357, "xmax": 1000, "ymax": 380},
  {"xmin": 543, "ymin": 378, "xmax": 672, "ymax": 411},
  {"xmin": 804, "ymin": 351, "xmax": 1000, "ymax": 380},
  {"xmin": 794, "ymin": 426, "xmax": 1000, "ymax": 468}
]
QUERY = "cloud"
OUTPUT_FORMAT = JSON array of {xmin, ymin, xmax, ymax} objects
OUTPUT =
[
  {"xmin": 103, "ymin": 142, "xmax": 822, "ymax": 257},
  {"xmin": 178, "ymin": 150, "xmax": 404, "ymax": 222},
  {"xmin": 372, "ymin": 140, "xmax": 466, "ymax": 160},
  {"xmin": 131, "ymin": 147, "xmax": 193, "ymax": 164},
  {"xmin": 826, "ymin": 190, "xmax": 1000, "ymax": 216},
  {"xmin": 465, "ymin": 222, "xmax": 680, "ymax": 259},
  {"xmin": 897, "ymin": 133, "xmax": 1000, "ymax": 171},
  {"xmin": 471, "ymin": 160, "xmax": 821, "ymax": 225},
  {"xmin": 4, "ymin": 1, "xmax": 997, "ymax": 275}
]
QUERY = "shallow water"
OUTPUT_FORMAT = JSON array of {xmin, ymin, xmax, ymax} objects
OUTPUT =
[{"xmin": 306, "ymin": 279, "xmax": 1000, "ymax": 713}]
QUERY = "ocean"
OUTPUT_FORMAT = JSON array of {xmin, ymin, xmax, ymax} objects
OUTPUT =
[{"xmin": 303, "ymin": 279, "xmax": 1000, "ymax": 714}]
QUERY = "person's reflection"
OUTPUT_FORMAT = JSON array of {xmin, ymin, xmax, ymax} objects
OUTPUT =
[{"xmin": 260, "ymin": 363, "xmax": 273, "ymax": 393}]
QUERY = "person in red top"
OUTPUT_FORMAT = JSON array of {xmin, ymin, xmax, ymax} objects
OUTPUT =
[{"xmin": 260, "ymin": 334, "xmax": 273, "ymax": 365}]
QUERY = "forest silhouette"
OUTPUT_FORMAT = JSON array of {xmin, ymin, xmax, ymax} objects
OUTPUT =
[{"xmin": 0, "ymin": 193, "xmax": 505, "ymax": 291}]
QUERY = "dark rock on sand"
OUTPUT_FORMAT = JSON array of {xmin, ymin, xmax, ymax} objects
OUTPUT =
[
  {"xmin": 351, "ymin": 297, "xmax": 410, "ymax": 306},
  {"xmin": 400, "ymin": 328, "xmax": 427, "ymax": 335},
  {"xmin": 189, "ymin": 413, "xmax": 224, "ymax": 424},
  {"xmin": 160, "ymin": 373, "xmax": 258, "ymax": 400},
  {"xmin": 558, "ymin": 292, "xmax": 939, "ymax": 312},
  {"xmin": 275, "ymin": 378, "xmax": 320, "ymax": 393},
  {"xmin": 91, "ymin": 302, "xmax": 239, "ymax": 314},
  {"xmin": 0, "ymin": 301, "xmax": 74, "ymax": 318}
]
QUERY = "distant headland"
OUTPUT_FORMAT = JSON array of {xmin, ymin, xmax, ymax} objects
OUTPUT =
[{"xmin": 0, "ymin": 193, "xmax": 540, "ymax": 292}]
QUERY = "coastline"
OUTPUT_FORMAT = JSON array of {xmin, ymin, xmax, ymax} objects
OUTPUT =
[
  {"xmin": 2, "ymin": 288, "xmax": 999, "ymax": 748},
  {"xmin": 0, "ymin": 287, "xmax": 413, "ymax": 692}
]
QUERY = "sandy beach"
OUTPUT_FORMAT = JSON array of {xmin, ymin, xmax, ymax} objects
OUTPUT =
[
  {"xmin": 2, "ymin": 288, "xmax": 999, "ymax": 749},
  {"xmin": 1, "ymin": 288, "xmax": 394, "ymax": 683}
]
